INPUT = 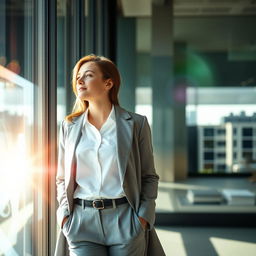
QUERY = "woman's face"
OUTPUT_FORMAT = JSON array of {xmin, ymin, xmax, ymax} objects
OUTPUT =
[{"xmin": 76, "ymin": 61, "xmax": 111, "ymax": 102}]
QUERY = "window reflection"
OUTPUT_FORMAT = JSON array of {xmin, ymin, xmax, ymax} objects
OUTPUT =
[
  {"xmin": 0, "ymin": 0, "xmax": 34, "ymax": 254},
  {"xmin": 176, "ymin": 11, "xmax": 256, "ymax": 176},
  {"xmin": 0, "ymin": 66, "xmax": 33, "ymax": 255}
]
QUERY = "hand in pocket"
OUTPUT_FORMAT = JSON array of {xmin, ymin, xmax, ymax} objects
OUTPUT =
[
  {"xmin": 61, "ymin": 215, "xmax": 69, "ymax": 229},
  {"xmin": 138, "ymin": 216, "xmax": 148, "ymax": 230}
]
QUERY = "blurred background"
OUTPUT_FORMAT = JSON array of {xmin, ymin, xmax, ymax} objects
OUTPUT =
[{"xmin": 0, "ymin": 0, "xmax": 256, "ymax": 255}]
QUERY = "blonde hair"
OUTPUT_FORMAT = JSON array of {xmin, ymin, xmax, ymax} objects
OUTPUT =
[{"xmin": 65, "ymin": 54, "xmax": 121, "ymax": 123}]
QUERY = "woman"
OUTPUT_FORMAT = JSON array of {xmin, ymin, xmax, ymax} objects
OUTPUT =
[{"xmin": 54, "ymin": 54, "xmax": 165, "ymax": 256}]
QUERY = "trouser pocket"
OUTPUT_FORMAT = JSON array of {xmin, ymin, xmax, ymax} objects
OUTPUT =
[
  {"xmin": 62, "ymin": 207, "xmax": 76, "ymax": 236},
  {"xmin": 133, "ymin": 210, "xmax": 145, "ymax": 232}
]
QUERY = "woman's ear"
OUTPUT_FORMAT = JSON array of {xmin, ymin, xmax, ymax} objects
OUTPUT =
[{"xmin": 105, "ymin": 79, "xmax": 114, "ymax": 90}]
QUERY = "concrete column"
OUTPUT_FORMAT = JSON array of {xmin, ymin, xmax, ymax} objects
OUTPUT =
[{"xmin": 151, "ymin": 0, "xmax": 187, "ymax": 181}]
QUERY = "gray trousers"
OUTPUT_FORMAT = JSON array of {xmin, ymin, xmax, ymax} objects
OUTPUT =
[{"xmin": 62, "ymin": 200, "xmax": 148, "ymax": 256}]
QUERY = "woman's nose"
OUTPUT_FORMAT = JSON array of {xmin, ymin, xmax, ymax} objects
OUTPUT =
[{"xmin": 78, "ymin": 78, "xmax": 84, "ymax": 84}]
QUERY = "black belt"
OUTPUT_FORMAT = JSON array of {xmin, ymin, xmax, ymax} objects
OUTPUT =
[{"xmin": 74, "ymin": 196, "xmax": 128, "ymax": 209}]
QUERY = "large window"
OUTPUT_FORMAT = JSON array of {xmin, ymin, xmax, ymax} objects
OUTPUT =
[
  {"xmin": 117, "ymin": 0, "xmax": 256, "ymax": 179},
  {"xmin": 0, "ymin": 1, "xmax": 35, "ymax": 255},
  {"xmin": 182, "ymin": 13, "xmax": 256, "ymax": 174},
  {"xmin": 0, "ymin": 0, "xmax": 57, "ymax": 255}
]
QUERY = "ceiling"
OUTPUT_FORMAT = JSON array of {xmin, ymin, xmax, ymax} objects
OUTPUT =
[
  {"xmin": 119, "ymin": 0, "xmax": 256, "ymax": 17},
  {"xmin": 1, "ymin": 0, "xmax": 255, "ymax": 17}
]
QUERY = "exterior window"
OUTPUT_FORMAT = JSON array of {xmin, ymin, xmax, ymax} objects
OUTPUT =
[
  {"xmin": 242, "ymin": 140, "xmax": 253, "ymax": 148},
  {"xmin": 217, "ymin": 141, "xmax": 226, "ymax": 147},
  {"xmin": 217, "ymin": 129, "xmax": 225, "ymax": 135},
  {"xmin": 242, "ymin": 128, "xmax": 253, "ymax": 136},
  {"xmin": 204, "ymin": 128, "xmax": 214, "ymax": 137},
  {"xmin": 204, "ymin": 152, "xmax": 214, "ymax": 160},
  {"xmin": 204, "ymin": 140, "xmax": 214, "ymax": 148},
  {"xmin": 204, "ymin": 163, "xmax": 214, "ymax": 169},
  {"xmin": 217, "ymin": 152, "xmax": 226, "ymax": 158}
]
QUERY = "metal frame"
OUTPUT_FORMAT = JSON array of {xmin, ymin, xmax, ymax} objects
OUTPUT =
[{"xmin": 33, "ymin": 0, "xmax": 57, "ymax": 255}]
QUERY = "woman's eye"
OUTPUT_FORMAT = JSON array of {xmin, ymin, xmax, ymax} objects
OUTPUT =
[{"xmin": 76, "ymin": 74, "xmax": 92, "ymax": 80}]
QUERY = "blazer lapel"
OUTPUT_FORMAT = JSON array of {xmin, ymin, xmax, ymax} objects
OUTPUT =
[
  {"xmin": 65, "ymin": 104, "xmax": 134, "ymax": 187},
  {"xmin": 65, "ymin": 114, "xmax": 84, "ymax": 184},
  {"xmin": 115, "ymin": 105, "xmax": 134, "ymax": 186}
]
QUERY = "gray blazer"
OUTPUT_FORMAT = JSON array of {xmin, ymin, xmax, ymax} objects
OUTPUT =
[{"xmin": 54, "ymin": 104, "xmax": 165, "ymax": 256}]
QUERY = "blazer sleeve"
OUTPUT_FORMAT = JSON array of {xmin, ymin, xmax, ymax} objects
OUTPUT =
[
  {"xmin": 137, "ymin": 115, "xmax": 159, "ymax": 231},
  {"xmin": 56, "ymin": 120, "xmax": 70, "ymax": 228}
]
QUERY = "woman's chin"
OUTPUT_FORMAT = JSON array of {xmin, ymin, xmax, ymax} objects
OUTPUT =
[{"xmin": 78, "ymin": 95, "xmax": 89, "ymax": 101}]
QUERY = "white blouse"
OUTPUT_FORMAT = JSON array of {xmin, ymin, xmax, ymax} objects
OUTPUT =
[{"xmin": 73, "ymin": 104, "xmax": 126, "ymax": 200}]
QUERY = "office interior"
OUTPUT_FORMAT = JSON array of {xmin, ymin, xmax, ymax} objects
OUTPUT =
[{"xmin": 0, "ymin": 0, "xmax": 256, "ymax": 255}]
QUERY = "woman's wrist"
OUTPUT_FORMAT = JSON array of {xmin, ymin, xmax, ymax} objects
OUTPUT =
[
  {"xmin": 61, "ymin": 215, "xmax": 69, "ymax": 228},
  {"xmin": 138, "ymin": 216, "xmax": 148, "ymax": 229}
]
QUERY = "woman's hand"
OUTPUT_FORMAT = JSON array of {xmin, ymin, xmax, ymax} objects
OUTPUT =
[
  {"xmin": 61, "ymin": 215, "xmax": 69, "ymax": 229},
  {"xmin": 138, "ymin": 216, "xmax": 149, "ymax": 230}
]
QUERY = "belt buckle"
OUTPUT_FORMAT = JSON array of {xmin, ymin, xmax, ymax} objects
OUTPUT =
[{"xmin": 92, "ymin": 199, "xmax": 104, "ymax": 209}]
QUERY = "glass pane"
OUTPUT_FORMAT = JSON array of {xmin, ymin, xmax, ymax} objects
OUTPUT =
[
  {"xmin": 57, "ymin": 0, "xmax": 68, "ymax": 123},
  {"xmin": 0, "ymin": 0, "xmax": 34, "ymax": 255},
  {"xmin": 180, "ymin": 14, "xmax": 256, "ymax": 174}
]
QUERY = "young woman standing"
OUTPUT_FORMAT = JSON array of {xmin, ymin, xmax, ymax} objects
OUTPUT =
[{"xmin": 54, "ymin": 54, "xmax": 165, "ymax": 256}]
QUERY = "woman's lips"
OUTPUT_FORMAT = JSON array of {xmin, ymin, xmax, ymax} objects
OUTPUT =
[{"xmin": 78, "ymin": 87, "xmax": 87, "ymax": 91}]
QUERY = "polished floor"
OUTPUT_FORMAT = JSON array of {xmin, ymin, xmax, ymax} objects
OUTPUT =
[
  {"xmin": 155, "ymin": 226, "xmax": 256, "ymax": 256},
  {"xmin": 155, "ymin": 177, "xmax": 256, "ymax": 255}
]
